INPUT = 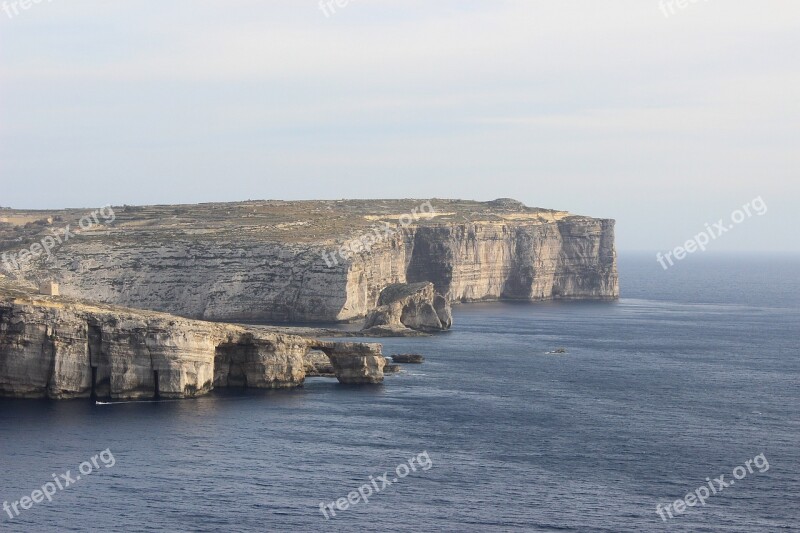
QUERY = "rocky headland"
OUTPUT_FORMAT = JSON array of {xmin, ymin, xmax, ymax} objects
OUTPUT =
[
  {"xmin": 0, "ymin": 198, "xmax": 618, "ymax": 400},
  {"xmin": 0, "ymin": 199, "xmax": 618, "ymax": 324}
]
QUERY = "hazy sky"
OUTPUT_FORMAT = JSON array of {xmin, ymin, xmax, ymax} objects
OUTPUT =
[{"xmin": 1, "ymin": 1, "xmax": 798, "ymax": 252}]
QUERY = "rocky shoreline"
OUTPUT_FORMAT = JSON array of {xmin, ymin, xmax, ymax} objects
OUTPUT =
[
  {"xmin": 0, "ymin": 280, "xmax": 387, "ymax": 400},
  {"xmin": 0, "ymin": 198, "xmax": 618, "ymax": 400}
]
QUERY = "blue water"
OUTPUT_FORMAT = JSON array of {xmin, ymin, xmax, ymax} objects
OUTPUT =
[{"xmin": 1, "ymin": 253, "xmax": 799, "ymax": 532}]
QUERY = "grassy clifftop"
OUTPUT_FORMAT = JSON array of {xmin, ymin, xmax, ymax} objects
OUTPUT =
[{"xmin": 0, "ymin": 198, "xmax": 573, "ymax": 250}]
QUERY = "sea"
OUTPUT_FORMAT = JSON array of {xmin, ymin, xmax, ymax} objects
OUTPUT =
[{"xmin": 1, "ymin": 253, "xmax": 798, "ymax": 532}]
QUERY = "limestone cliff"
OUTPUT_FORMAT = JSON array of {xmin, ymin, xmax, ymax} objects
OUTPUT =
[
  {"xmin": 0, "ymin": 199, "xmax": 618, "ymax": 323},
  {"xmin": 0, "ymin": 281, "xmax": 385, "ymax": 399}
]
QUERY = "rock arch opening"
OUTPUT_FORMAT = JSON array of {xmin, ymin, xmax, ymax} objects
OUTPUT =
[{"xmin": 213, "ymin": 342, "xmax": 258, "ymax": 389}]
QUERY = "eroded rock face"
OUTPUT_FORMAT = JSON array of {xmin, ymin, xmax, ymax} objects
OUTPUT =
[
  {"xmin": 404, "ymin": 217, "xmax": 619, "ymax": 302},
  {"xmin": 0, "ymin": 200, "xmax": 618, "ymax": 323},
  {"xmin": 303, "ymin": 349, "xmax": 335, "ymax": 377},
  {"xmin": 363, "ymin": 282, "xmax": 452, "ymax": 333},
  {"xmin": 213, "ymin": 334, "xmax": 307, "ymax": 390},
  {"xmin": 0, "ymin": 283, "xmax": 384, "ymax": 399},
  {"xmin": 382, "ymin": 357, "xmax": 402, "ymax": 373},
  {"xmin": 311, "ymin": 341, "xmax": 385, "ymax": 384}
]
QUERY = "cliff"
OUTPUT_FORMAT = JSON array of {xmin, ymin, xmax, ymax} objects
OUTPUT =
[
  {"xmin": 0, "ymin": 199, "xmax": 618, "ymax": 323},
  {"xmin": 0, "ymin": 281, "xmax": 385, "ymax": 399}
]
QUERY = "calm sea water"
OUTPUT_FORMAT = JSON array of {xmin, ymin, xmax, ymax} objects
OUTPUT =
[{"xmin": 1, "ymin": 253, "xmax": 799, "ymax": 532}]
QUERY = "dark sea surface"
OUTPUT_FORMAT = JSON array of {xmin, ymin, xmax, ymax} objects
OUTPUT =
[{"xmin": 1, "ymin": 253, "xmax": 799, "ymax": 532}]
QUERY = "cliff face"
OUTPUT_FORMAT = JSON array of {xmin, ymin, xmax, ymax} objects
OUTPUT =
[
  {"xmin": 0, "ymin": 199, "xmax": 618, "ymax": 323},
  {"xmin": 0, "ymin": 283, "xmax": 385, "ymax": 399},
  {"xmin": 402, "ymin": 217, "xmax": 618, "ymax": 303}
]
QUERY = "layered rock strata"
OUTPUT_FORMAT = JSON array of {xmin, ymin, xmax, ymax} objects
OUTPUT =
[
  {"xmin": 0, "ymin": 199, "xmax": 618, "ymax": 323},
  {"xmin": 0, "ymin": 282, "xmax": 384, "ymax": 399}
]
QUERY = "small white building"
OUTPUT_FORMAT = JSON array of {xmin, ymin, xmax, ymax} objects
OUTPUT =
[{"xmin": 39, "ymin": 281, "xmax": 60, "ymax": 296}]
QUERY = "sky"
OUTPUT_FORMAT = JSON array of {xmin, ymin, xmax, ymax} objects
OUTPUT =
[{"xmin": 0, "ymin": 0, "xmax": 798, "ymax": 252}]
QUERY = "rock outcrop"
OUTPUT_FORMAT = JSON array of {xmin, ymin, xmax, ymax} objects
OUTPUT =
[
  {"xmin": 311, "ymin": 341, "xmax": 385, "ymax": 384},
  {"xmin": 0, "ymin": 199, "xmax": 618, "ymax": 323},
  {"xmin": 362, "ymin": 282, "xmax": 451, "ymax": 334},
  {"xmin": 0, "ymin": 281, "xmax": 384, "ymax": 399},
  {"xmin": 391, "ymin": 354, "xmax": 425, "ymax": 364},
  {"xmin": 383, "ymin": 360, "xmax": 402, "ymax": 374}
]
